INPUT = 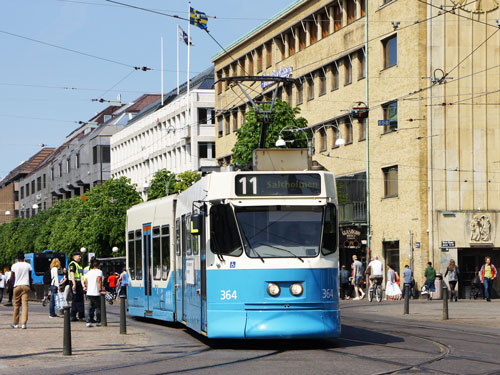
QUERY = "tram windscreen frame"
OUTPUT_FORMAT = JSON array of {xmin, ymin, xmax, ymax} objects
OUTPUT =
[{"xmin": 234, "ymin": 205, "xmax": 325, "ymax": 259}]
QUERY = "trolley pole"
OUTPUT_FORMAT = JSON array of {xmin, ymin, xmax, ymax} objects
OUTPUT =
[
  {"xmin": 120, "ymin": 295, "xmax": 127, "ymax": 334},
  {"xmin": 63, "ymin": 307, "xmax": 72, "ymax": 356},
  {"xmin": 442, "ymin": 284, "xmax": 449, "ymax": 320},
  {"xmin": 100, "ymin": 293, "xmax": 108, "ymax": 326},
  {"xmin": 404, "ymin": 284, "xmax": 410, "ymax": 315}
]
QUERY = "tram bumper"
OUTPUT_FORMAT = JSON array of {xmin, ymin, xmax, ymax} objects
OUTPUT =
[{"xmin": 245, "ymin": 310, "xmax": 340, "ymax": 339}]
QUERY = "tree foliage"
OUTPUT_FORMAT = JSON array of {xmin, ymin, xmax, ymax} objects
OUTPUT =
[
  {"xmin": 147, "ymin": 169, "xmax": 201, "ymax": 201},
  {"xmin": 0, "ymin": 177, "xmax": 142, "ymax": 268},
  {"xmin": 231, "ymin": 99, "xmax": 309, "ymax": 167}
]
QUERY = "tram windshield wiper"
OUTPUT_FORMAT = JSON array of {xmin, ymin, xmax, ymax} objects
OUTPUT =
[
  {"xmin": 242, "ymin": 231, "xmax": 264, "ymax": 263},
  {"xmin": 258, "ymin": 242, "xmax": 304, "ymax": 263}
]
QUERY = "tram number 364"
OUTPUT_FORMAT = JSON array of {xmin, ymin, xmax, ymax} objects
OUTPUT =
[
  {"xmin": 220, "ymin": 290, "xmax": 238, "ymax": 300},
  {"xmin": 322, "ymin": 289, "xmax": 335, "ymax": 299}
]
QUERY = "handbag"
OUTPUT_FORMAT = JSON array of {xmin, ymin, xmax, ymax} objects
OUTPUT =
[{"xmin": 55, "ymin": 292, "xmax": 69, "ymax": 310}]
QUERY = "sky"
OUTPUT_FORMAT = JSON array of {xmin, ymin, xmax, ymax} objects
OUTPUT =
[{"xmin": 0, "ymin": 0, "xmax": 294, "ymax": 179}]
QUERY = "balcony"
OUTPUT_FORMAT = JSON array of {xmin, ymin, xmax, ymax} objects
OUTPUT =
[{"xmin": 339, "ymin": 201, "xmax": 366, "ymax": 223}]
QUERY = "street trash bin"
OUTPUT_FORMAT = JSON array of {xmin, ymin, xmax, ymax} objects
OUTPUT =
[{"xmin": 434, "ymin": 273, "xmax": 443, "ymax": 299}]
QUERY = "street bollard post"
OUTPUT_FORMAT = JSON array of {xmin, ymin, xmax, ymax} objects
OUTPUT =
[
  {"xmin": 442, "ymin": 284, "xmax": 449, "ymax": 320},
  {"xmin": 63, "ymin": 307, "xmax": 72, "ymax": 356},
  {"xmin": 404, "ymin": 284, "xmax": 410, "ymax": 315},
  {"xmin": 100, "ymin": 293, "xmax": 108, "ymax": 326},
  {"xmin": 120, "ymin": 295, "xmax": 127, "ymax": 334}
]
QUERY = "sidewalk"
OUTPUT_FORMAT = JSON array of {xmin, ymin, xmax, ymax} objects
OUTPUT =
[
  {"xmin": 0, "ymin": 301, "xmax": 150, "ymax": 374},
  {"xmin": 341, "ymin": 298, "xmax": 500, "ymax": 328}
]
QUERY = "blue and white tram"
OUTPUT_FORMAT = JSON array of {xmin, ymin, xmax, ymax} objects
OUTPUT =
[{"xmin": 126, "ymin": 171, "xmax": 340, "ymax": 339}]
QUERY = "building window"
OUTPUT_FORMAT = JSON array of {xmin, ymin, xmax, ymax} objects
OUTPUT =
[
  {"xmin": 199, "ymin": 142, "xmax": 215, "ymax": 159},
  {"xmin": 93, "ymin": 145, "xmax": 111, "ymax": 164},
  {"xmin": 76, "ymin": 153, "xmax": 80, "ymax": 168},
  {"xmin": 217, "ymin": 116, "xmax": 223, "ymax": 138},
  {"xmin": 216, "ymin": 70, "xmax": 222, "ymax": 94},
  {"xmin": 20, "ymin": 186, "xmax": 24, "ymax": 199},
  {"xmin": 276, "ymin": 37, "xmax": 285, "ymax": 61},
  {"xmin": 382, "ymin": 101, "xmax": 398, "ymax": 133},
  {"xmin": 359, "ymin": 119, "xmax": 367, "ymax": 141},
  {"xmin": 334, "ymin": 2, "xmax": 342, "ymax": 31},
  {"xmin": 224, "ymin": 66, "xmax": 230, "ymax": 90},
  {"xmin": 31, "ymin": 180, "xmax": 35, "ymax": 194},
  {"xmin": 287, "ymin": 30, "xmax": 295, "ymax": 56},
  {"xmin": 319, "ymin": 128, "xmax": 327, "ymax": 152},
  {"xmin": 37, "ymin": 176, "xmax": 42, "ymax": 192},
  {"xmin": 319, "ymin": 10, "xmax": 329, "ymax": 38},
  {"xmin": 333, "ymin": 126, "xmax": 341, "ymax": 148},
  {"xmin": 358, "ymin": 50, "xmax": 365, "ymax": 79},
  {"xmin": 225, "ymin": 115, "xmax": 230, "ymax": 135},
  {"xmin": 347, "ymin": 0, "xmax": 356, "ymax": 24},
  {"xmin": 345, "ymin": 120, "xmax": 353, "ymax": 144},
  {"xmin": 198, "ymin": 108, "xmax": 208, "ymax": 124},
  {"xmin": 297, "ymin": 82, "xmax": 304, "ymax": 105},
  {"xmin": 66, "ymin": 158, "xmax": 71, "ymax": 173},
  {"xmin": 248, "ymin": 54, "xmax": 254, "ymax": 75},
  {"xmin": 50, "ymin": 167, "xmax": 54, "ymax": 181},
  {"xmin": 256, "ymin": 46, "xmax": 263, "ymax": 72},
  {"xmin": 238, "ymin": 57, "xmax": 245, "ymax": 75},
  {"xmin": 309, "ymin": 18, "xmax": 318, "ymax": 44},
  {"xmin": 266, "ymin": 41, "xmax": 272, "ymax": 68},
  {"xmin": 298, "ymin": 25, "xmax": 306, "ymax": 51},
  {"xmin": 383, "ymin": 34, "xmax": 397, "ymax": 69},
  {"xmin": 58, "ymin": 163, "xmax": 62, "ymax": 177},
  {"xmin": 319, "ymin": 69, "xmax": 326, "ymax": 96},
  {"xmin": 344, "ymin": 57, "xmax": 352, "ymax": 85},
  {"xmin": 331, "ymin": 63, "xmax": 339, "ymax": 90},
  {"xmin": 383, "ymin": 165, "xmax": 398, "ymax": 198},
  {"xmin": 307, "ymin": 76, "xmax": 315, "ymax": 101},
  {"xmin": 285, "ymin": 84, "xmax": 292, "ymax": 105},
  {"xmin": 383, "ymin": 241, "xmax": 400, "ymax": 275},
  {"xmin": 361, "ymin": 0, "xmax": 366, "ymax": 17},
  {"xmin": 232, "ymin": 112, "xmax": 238, "ymax": 132}
]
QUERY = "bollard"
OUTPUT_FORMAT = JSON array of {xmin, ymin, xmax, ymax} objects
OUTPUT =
[
  {"xmin": 63, "ymin": 307, "xmax": 72, "ymax": 356},
  {"xmin": 404, "ymin": 284, "xmax": 410, "ymax": 315},
  {"xmin": 120, "ymin": 295, "xmax": 127, "ymax": 334},
  {"xmin": 442, "ymin": 284, "xmax": 449, "ymax": 320},
  {"xmin": 100, "ymin": 293, "xmax": 108, "ymax": 327}
]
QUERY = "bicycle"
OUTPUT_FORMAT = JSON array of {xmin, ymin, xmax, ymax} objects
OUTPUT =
[{"xmin": 368, "ymin": 276, "xmax": 383, "ymax": 302}]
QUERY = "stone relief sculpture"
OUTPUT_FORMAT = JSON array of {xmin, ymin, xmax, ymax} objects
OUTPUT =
[{"xmin": 470, "ymin": 215, "xmax": 491, "ymax": 242}]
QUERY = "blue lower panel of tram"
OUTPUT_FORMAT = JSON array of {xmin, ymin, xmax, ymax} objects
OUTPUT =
[{"xmin": 205, "ymin": 268, "xmax": 340, "ymax": 339}]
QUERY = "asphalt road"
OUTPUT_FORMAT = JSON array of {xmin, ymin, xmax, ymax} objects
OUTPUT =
[{"xmin": 3, "ymin": 300, "xmax": 500, "ymax": 375}]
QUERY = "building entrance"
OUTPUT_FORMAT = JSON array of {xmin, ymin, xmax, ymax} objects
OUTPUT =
[{"xmin": 458, "ymin": 248, "xmax": 500, "ymax": 299}]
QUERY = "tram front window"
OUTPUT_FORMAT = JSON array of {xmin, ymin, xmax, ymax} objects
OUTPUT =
[{"xmin": 235, "ymin": 206, "xmax": 323, "ymax": 259}]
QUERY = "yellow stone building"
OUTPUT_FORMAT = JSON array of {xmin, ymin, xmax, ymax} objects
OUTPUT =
[{"xmin": 213, "ymin": 0, "xmax": 500, "ymax": 297}]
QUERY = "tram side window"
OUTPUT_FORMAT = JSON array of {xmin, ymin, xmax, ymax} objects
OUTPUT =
[
  {"xmin": 135, "ymin": 229, "xmax": 143, "ymax": 279},
  {"xmin": 176, "ymin": 219, "xmax": 181, "ymax": 256},
  {"xmin": 210, "ymin": 204, "xmax": 243, "ymax": 256},
  {"xmin": 186, "ymin": 214, "xmax": 192, "ymax": 256},
  {"xmin": 152, "ymin": 226, "xmax": 161, "ymax": 280},
  {"xmin": 321, "ymin": 203, "xmax": 338, "ymax": 255},
  {"xmin": 161, "ymin": 225, "xmax": 170, "ymax": 280},
  {"xmin": 128, "ymin": 231, "xmax": 135, "ymax": 279}
]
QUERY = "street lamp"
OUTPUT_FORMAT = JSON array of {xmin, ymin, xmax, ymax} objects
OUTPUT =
[
  {"xmin": 112, "ymin": 246, "xmax": 119, "ymax": 253},
  {"xmin": 275, "ymin": 124, "xmax": 311, "ymax": 155}
]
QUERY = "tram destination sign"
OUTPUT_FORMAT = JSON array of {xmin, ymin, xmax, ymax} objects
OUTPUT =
[{"xmin": 235, "ymin": 173, "xmax": 321, "ymax": 196}]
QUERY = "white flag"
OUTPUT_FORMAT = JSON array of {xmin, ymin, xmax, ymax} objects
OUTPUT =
[{"xmin": 178, "ymin": 25, "xmax": 193, "ymax": 46}]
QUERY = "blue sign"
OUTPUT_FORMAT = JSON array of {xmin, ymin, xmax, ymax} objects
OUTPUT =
[
  {"xmin": 261, "ymin": 66, "xmax": 293, "ymax": 89},
  {"xmin": 415, "ymin": 242, "xmax": 420, "ymax": 248},
  {"xmin": 378, "ymin": 120, "xmax": 390, "ymax": 126},
  {"xmin": 441, "ymin": 241, "xmax": 456, "ymax": 248},
  {"xmin": 230, "ymin": 261, "xmax": 236, "ymax": 268}
]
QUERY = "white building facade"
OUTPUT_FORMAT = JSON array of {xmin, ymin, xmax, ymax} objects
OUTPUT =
[{"xmin": 111, "ymin": 68, "xmax": 217, "ymax": 193}]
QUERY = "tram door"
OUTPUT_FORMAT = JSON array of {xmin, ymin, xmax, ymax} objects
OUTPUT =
[
  {"xmin": 175, "ymin": 218, "xmax": 183, "ymax": 321},
  {"xmin": 142, "ymin": 223, "xmax": 152, "ymax": 311}
]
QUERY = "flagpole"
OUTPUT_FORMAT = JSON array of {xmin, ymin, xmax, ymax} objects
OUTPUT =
[
  {"xmin": 161, "ymin": 35, "xmax": 164, "ymax": 106},
  {"xmin": 187, "ymin": 1, "xmax": 191, "ymax": 146},
  {"xmin": 177, "ymin": 24, "xmax": 180, "ymax": 96}
]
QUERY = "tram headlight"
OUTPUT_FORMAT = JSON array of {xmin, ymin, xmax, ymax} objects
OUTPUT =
[
  {"xmin": 267, "ymin": 283, "xmax": 281, "ymax": 297},
  {"xmin": 290, "ymin": 283, "xmax": 303, "ymax": 297}
]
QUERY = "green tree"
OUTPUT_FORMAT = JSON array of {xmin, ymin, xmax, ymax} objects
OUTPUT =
[
  {"xmin": 231, "ymin": 99, "xmax": 309, "ymax": 167},
  {"xmin": 147, "ymin": 169, "xmax": 201, "ymax": 201},
  {"xmin": 174, "ymin": 171, "xmax": 201, "ymax": 193}
]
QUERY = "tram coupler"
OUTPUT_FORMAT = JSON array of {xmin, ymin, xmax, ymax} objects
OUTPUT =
[
  {"xmin": 63, "ymin": 307, "xmax": 72, "ymax": 356},
  {"xmin": 120, "ymin": 295, "xmax": 127, "ymax": 334}
]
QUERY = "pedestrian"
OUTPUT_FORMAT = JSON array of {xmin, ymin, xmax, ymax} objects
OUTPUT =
[
  {"xmin": 118, "ymin": 268, "xmax": 128, "ymax": 298},
  {"xmin": 84, "ymin": 259, "xmax": 104, "ymax": 327},
  {"xmin": 69, "ymin": 252, "xmax": 85, "ymax": 321},
  {"xmin": 0, "ymin": 270, "xmax": 5, "ymax": 304},
  {"xmin": 48, "ymin": 258, "xmax": 61, "ymax": 318},
  {"xmin": 351, "ymin": 255, "xmax": 365, "ymax": 300},
  {"xmin": 339, "ymin": 265, "xmax": 351, "ymax": 300},
  {"xmin": 59, "ymin": 267, "xmax": 70, "ymax": 301},
  {"xmin": 479, "ymin": 256, "xmax": 497, "ymax": 302},
  {"xmin": 107, "ymin": 272, "xmax": 117, "ymax": 296},
  {"xmin": 4, "ymin": 268, "xmax": 13, "ymax": 306},
  {"xmin": 424, "ymin": 261, "xmax": 437, "ymax": 300},
  {"xmin": 385, "ymin": 264, "xmax": 402, "ymax": 300},
  {"xmin": 444, "ymin": 259, "xmax": 460, "ymax": 302},
  {"xmin": 402, "ymin": 264, "xmax": 413, "ymax": 299},
  {"xmin": 9, "ymin": 252, "xmax": 34, "ymax": 329}
]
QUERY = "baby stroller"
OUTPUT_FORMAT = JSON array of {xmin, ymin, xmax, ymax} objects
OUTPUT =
[{"xmin": 470, "ymin": 275, "xmax": 482, "ymax": 299}]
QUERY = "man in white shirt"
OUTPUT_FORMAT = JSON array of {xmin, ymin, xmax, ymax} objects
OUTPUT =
[
  {"xmin": 84, "ymin": 259, "xmax": 104, "ymax": 327},
  {"xmin": 9, "ymin": 252, "xmax": 33, "ymax": 329},
  {"xmin": 366, "ymin": 255, "xmax": 384, "ymax": 287}
]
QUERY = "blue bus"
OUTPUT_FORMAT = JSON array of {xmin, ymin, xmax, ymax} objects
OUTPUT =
[
  {"xmin": 24, "ymin": 250, "xmax": 68, "ymax": 300},
  {"xmin": 126, "ymin": 171, "xmax": 340, "ymax": 339}
]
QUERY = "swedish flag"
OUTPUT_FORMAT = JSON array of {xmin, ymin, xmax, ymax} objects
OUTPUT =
[{"xmin": 190, "ymin": 7, "xmax": 208, "ymax": 30}]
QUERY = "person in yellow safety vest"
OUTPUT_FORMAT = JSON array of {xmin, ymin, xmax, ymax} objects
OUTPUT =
[{"xmin": 68, "ymin": 252, "xmax": 85, "ymax": 322}]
